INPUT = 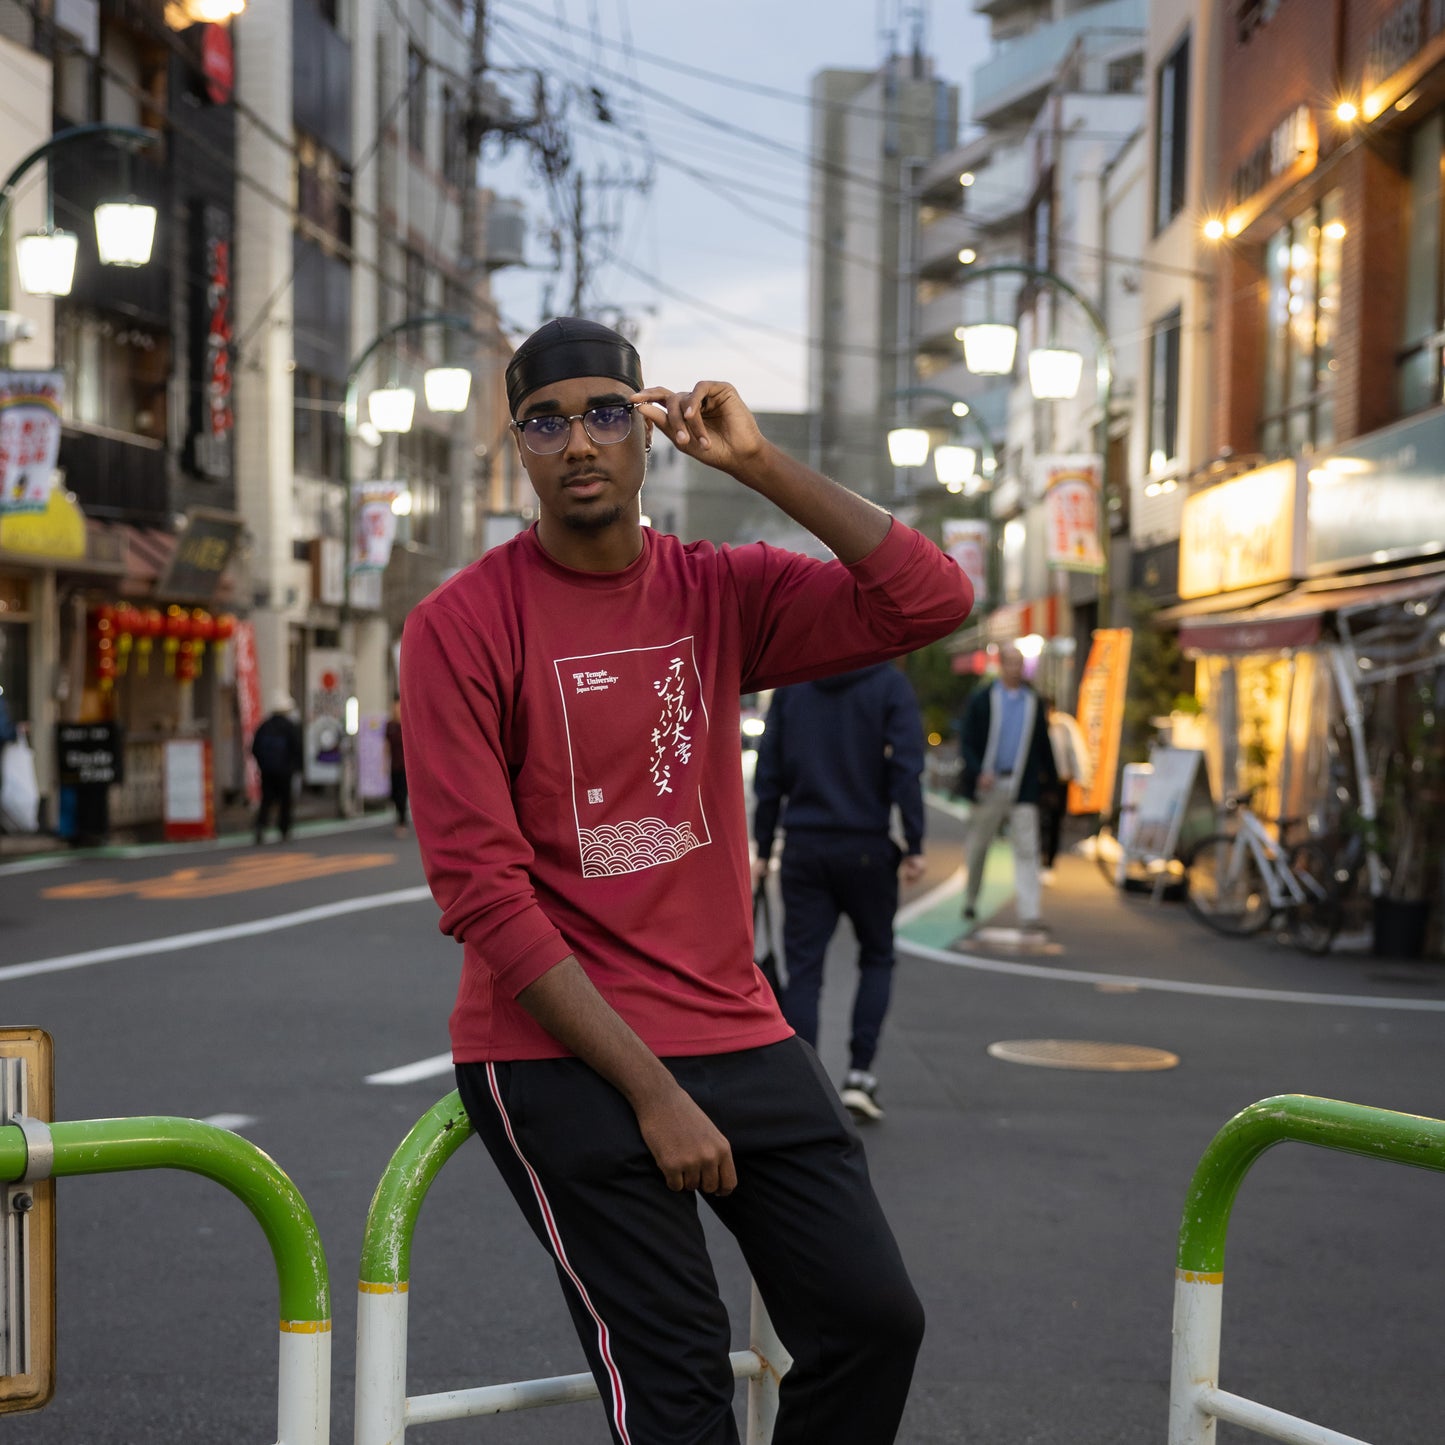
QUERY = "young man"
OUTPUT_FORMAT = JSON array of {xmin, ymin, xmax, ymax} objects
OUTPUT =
[
  {"xmin": 750, "ymin": 664, "xmax": 927, "ymax": 1122},
  {"xmin": 957, "ymin": 646, "xmax": 1058, "ymax": 932},
  {"xmin": 401, "ymin": 317, "xmax": 972, "ymax": 1445}
]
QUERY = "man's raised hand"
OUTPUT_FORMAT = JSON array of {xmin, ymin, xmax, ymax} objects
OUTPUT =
[{"xmin": 633, "ymin": 381, "xmax": 766, "ymax": 476}]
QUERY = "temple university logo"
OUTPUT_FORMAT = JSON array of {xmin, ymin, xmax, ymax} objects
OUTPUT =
[{"xmin": 553, "ymin": 639, "xmax": 711, "ymax": 877}]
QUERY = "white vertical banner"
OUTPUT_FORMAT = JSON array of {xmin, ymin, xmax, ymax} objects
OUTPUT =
[
  {"xmin": 940, "ymin": 518, "xmax": 990, "ymax": 605},
  {"xmin": 350, "ymin": 480, "xmax": 403, "ymax": 574},
  {"xmin": 1038, "ymin": 453, "xmax": 1104, "ymax": 574},
  {"xmin": 0, "ymin": 371, "xmax": 64, "ymax": 515}
]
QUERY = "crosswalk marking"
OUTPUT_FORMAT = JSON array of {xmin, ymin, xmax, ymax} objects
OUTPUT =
[
  {"xmin": 0, "ymin": 886, "xmax": 434, "ymax": 982},
  {"xmin": 202, "ymin": 1113, "xmax": 258, "ymax": 1132},
  {"xmin": 365, "ymin": 1053, "xmax": 454, "ymax": 1086}
]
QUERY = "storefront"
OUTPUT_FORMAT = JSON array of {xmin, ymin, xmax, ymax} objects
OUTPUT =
[
  {"xmin": 1158, "ymin": 459, "xmax": 1307, "ymax": 821},
  {"xmin": 55, "ymin": 510, "xmax": 242, "ymax": 832}
]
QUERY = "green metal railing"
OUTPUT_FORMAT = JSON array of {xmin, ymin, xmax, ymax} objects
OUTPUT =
[
  {"xmin": 0, "ymin": 1116, "xmax": 329, "ymax": 1323},
  {"xmin": 1169, "ymin": 1094, "xmax": 1445, "ymax": 1445}
]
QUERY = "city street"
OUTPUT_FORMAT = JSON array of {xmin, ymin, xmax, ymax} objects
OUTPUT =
[{"xmin": 2, "ymin": 800, "xmax": 1444, "ymax": 1443}]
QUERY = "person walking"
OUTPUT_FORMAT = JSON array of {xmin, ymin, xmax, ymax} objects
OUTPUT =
[
  {"xmin": 251, "ymin": 692, "xmax": 302, "ymax": 844},
  {"xmin": 1037, "ymin": 696, "xmax": 1093, "ymax": 884},
  {"xmin": 385, "ymin": 698, "xmax": 408, "ymax": 836},
  {"xmin": 401, "ymin": 316, "xmax": 972, "ymax": 1445},
  {"xmin": 751, "ymin": 664, "xmax": 926, "ymax": 1123},
  {"xmin": 957, "ymin": 645, "xmax": 1057, "ymax": 932}
]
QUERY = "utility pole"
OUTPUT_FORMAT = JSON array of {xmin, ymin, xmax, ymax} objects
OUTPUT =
[
  {"xmin": 448, "ymin": 0, "xmax": 489, "ymax": 574},
  {"xmin": 569, "ymin": 171, "xmax": 586, "ymax": 314}
]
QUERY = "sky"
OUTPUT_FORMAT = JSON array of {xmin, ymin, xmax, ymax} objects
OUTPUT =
[{"xmin": 482, "ymin": 0, "xmax": 992, "ymax": 412}]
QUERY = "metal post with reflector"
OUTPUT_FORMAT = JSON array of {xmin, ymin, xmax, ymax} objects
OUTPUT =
[{"xmin": 0, "ymin": 1028, "xmax": 55, "ymax": 1416}]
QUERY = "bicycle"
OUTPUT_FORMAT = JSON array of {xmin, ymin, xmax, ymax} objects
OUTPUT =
[{"xmin": 1183, "ymin": 797, "xmax": 1342, "ymax": 954}]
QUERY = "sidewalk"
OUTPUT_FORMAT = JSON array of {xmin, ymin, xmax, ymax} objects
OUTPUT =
[
  {"xmin": 0, "ymin": 789, "xmax": 397, "ymax": 864},
  {"xmin": 901, "ymin": 794, "xmax": 1445, "ymax": 1001}
]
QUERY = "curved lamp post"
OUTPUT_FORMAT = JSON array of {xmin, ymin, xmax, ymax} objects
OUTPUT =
[
  {"xmin": 0, "ymin": 124, "xmax": 161, "ymax": 329},
  {"xmin": 886, "ymin": 384, "xmax": 999, "ymax": 494},
  {"xmin": 955, "ymin": 261, "xmax": 1116, "ymax": 625},
  {"xmin": 337, "ymin": 311, "xmax": 488, "ymax": 812}
]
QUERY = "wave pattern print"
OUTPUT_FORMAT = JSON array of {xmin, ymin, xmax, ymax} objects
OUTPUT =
[{"xmin": 579, "ymin": 818, "xmax": 705, "ymax": 876}]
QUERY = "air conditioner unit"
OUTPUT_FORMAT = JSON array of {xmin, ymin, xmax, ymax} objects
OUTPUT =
[{"xmin": 485, "ymin": 198, "xmax": 527, "ymax": 270}]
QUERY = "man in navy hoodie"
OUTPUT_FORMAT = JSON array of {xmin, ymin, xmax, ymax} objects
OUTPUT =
[{"xmin": 751, "ymin": 662, "xmax": 926, "ymax": 1121}]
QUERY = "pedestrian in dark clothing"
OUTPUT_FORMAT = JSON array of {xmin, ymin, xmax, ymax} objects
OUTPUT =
[
  {"xmin": 751, "ymin": 663, "xmax": 927, "ymax": 1123},
  {"xmin": 251, "ymin": 692, "xmax": 303, "ymax": 844},
  {"xmin": 385, "ymin": 699, "xmax": 408, "ymax": 836},
  {"xmin": 957, "ymin": 646, "xmax": 1058, "ymax": 931}
]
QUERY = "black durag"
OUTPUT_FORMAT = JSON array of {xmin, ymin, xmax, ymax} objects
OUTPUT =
[{"xmin": 505, "ymin": 317, "xmax": 643, "ymax": 416}]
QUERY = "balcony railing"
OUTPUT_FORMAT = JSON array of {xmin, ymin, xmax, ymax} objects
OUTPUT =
[
  {"xmin": 971, "ymin": 0, "xmax": 1144, "ymax": 124},
  {"xmin": 60, "ymin": 422, "xmax": 169, "ymax": 524}
]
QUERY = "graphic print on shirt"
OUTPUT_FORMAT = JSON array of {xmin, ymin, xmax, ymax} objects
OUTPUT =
[{"xmin": 554, "ymin": 638, "xmax": 712, "ymax": 877}]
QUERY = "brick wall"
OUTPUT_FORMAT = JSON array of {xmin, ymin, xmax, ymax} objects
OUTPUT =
[{"xmin": 1209, "ymin": 0, "xmax": 1433, "ymax": 457}]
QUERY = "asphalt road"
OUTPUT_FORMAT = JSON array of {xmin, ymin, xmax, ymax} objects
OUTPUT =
[{"xmin": 1, "ymin": 803, "xmax": 1443, "ymax": 1444}]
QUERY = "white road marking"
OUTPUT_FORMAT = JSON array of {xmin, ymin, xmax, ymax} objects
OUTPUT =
[
  {"xmin": 365, "ymin": 1053, "xmax": 454, "ymax": 1086},
  {"xmin": 0, "ymin": 885, "xmax": 434, "ymax": 982},
  {"xmin": 899, "ymin": 937, "xmax": 1445, "ymax": 1012},
  {"xmin": 895, "ymin": 866, "xmax": 965, "ymax": 925},
  {"xmin": 202, "ymin": 1113, "xmax": 258, "ymax": 1132}
]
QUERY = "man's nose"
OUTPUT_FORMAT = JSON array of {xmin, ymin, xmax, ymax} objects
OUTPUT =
[{"xmin": 563, "ymin": 415, "xmax": 597, "ymax": 457}]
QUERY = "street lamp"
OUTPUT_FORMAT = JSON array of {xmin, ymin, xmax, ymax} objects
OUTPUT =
[
  {"xmin": 957, "ymin": 322, "xmax": 1018, "ymax": 377},
  {"xmin": 933, "ymin": 445, "xmax": 977, "ymax": 488},
  {"xmin": 886, "ymin": 427, "xmax": 931, "ymax": 469},
  {"xmin": 1027, "ymin": 347, "xmax": 1085, "ymax": 401},
  {"xmin": 0, "ymin": 125, "xmax": 161, "ymax": 315},
  {"xmin": 367, "ymin": 386, "xmax": 416, "ymax": 434},
  {"xmin": 93, "ymin": 201, "xmax": 159, "ymax": 267},
  {"xmin": 423, "ymin": 366, "xmax": 472, "ymax": 414},
  {"xmin": 955, "ymin": 261, "xmax": 1117, "ymax": 623},
  {"xmin": 887, "ymin": 385, "xmax": 999, "ymax": 487}
]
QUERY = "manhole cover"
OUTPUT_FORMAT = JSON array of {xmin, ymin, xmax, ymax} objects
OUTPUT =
[{"xmin": 986, "ymin": 1039, "xmax": 1179, "ymax": 1071}]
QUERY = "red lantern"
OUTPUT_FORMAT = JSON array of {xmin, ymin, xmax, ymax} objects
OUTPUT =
[
  {"xmin": 213, "ymin": 613, "xmax": 236, "ymax": 642},
  {"xmin": 136, "ymin": 607, "xmax": 164, "ymax": 674}
]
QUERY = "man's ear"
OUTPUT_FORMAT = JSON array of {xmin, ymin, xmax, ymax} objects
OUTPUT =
[{"xmin": 642, "ymin": 415, "xmax": 653, "ymax": 453}]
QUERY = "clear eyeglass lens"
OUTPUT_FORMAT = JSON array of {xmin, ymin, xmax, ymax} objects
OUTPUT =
[{"xmin": 519, "ymin": 404, "xmax": 634, "ymax": 454}]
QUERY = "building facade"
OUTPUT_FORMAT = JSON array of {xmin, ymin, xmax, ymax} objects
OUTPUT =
[{"xmin": 1169, "ymin": 0, "xmax": 1445, "ymax": 946}]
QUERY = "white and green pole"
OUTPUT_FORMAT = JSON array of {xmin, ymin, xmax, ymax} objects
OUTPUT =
[{"xmin": 1169, "ymin": 1094, "xmax": 1445, "ymax": 1445}]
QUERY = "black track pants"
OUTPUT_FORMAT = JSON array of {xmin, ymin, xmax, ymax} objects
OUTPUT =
[{"xmin": 456, "ymin": 1037, "xmax": 924, "ymax": 1445}]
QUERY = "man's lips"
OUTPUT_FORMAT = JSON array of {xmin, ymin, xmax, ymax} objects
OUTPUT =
[{"xmin": 563, "ymin": 472, "xmax": 608, "ymax": 495}]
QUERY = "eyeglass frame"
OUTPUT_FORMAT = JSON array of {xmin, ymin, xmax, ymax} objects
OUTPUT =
[{"xmin": 510, "ymin": 402, "xmax": 640, "ymax": 455}]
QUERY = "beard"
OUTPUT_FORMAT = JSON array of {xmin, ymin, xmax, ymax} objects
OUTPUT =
[{"xmin": 562, "ymin": 502, "xmax": 625, "ymax": 533}]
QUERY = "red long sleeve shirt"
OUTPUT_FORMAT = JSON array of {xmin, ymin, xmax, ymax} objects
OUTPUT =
[{"xmin": 401, "ymin": 519, "xmax": 971, "ymax": 1061}]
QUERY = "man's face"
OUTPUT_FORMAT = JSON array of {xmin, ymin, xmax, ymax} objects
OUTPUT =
[
  {"xmin": 512, "ymin": 374, "xmax": 649, "ymax": 535},
  {"xmin": 999, "ymin": 648, "xmax": 1024, "ymax": 687}
]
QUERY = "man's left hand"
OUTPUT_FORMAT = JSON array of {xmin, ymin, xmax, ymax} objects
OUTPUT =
[
  {"xmin": 899, "ymin": 853, "xmax": 926, "ymax": 885},
  {"xmin": 633, "ymin": 382, "xmax": 766, "ymax": 475}
]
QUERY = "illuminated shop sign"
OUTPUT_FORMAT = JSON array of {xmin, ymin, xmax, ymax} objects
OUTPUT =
[{"xmin": 1178, "ymin": 460, "xmax": 1303, "ymax": 598}]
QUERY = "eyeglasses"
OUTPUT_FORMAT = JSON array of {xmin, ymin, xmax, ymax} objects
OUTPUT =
[{"xmin": 512, "ymin": 403, "xmax": 638, "ymax": 455}]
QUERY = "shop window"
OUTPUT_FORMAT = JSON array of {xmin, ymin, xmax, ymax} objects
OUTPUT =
[
  {"xmin": 1148, "ymin": 307, "xmax": 1182, "ymax": 474},
  {"xmin": 1153, "ymin": 33, "xmax": 1189, "ymax": 234},
  {"xmin": 56, "ymin": 310, "xmax": 168, "ymax": 441},
  {"xmin": 1259, "ymin": 191, "xmax": 1342, "ymax": 457},
  {"xmin": 1399, "ymin": 111, "xmax": 1445, "ymax": 416},
  {"xmin": 294, "ymin": 130, "xmax": 353, "ymax": 255}
]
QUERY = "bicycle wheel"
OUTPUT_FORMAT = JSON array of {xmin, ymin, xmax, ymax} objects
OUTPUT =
[
  {"xmin": 1282, "ymin": 842, "xmax": 1342, "ymax": 955},
  {"xmin": 1185, "ymin": 833, "xmax": 1273, "ymax": 935}
]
